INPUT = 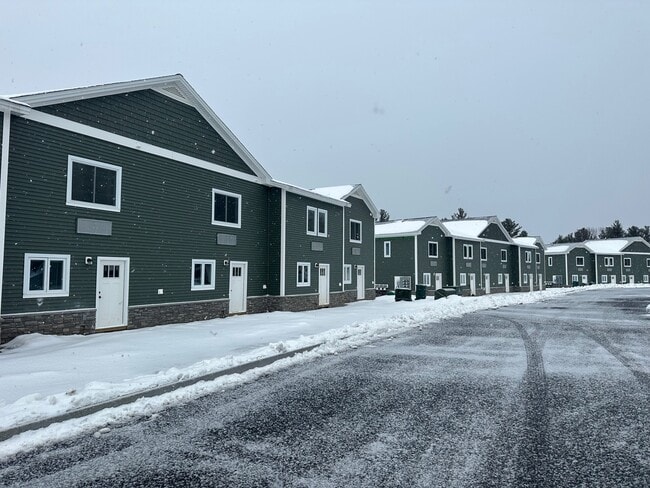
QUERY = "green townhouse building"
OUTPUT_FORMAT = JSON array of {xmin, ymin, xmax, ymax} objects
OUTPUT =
[
  {"xmin": 545, "ymin": 238, "xmax": 650, "ymax": 286},
  {"xmin": 0, "ymin": 75, "xmax": 378, "ymax": 342},
  {"xmin": 374, "ymin": 217, "xmax": 452, "ymax": 293},
  {"xmin": 513, "ymin": 236, "xmax": 546, "ymax": 292}
]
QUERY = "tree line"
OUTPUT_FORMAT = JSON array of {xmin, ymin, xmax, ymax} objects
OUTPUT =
[{"xmin": 553, "ymin": 220, "xmax": 650, "ymax": 244}]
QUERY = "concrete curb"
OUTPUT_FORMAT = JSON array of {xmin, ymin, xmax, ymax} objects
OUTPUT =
[{"xmin": 0, "ymin": 343, "xmax": 321, "ymax": 443}]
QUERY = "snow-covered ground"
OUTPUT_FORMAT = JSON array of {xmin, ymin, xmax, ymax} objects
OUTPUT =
[{"xmin": 0, "ymin": 284, "xmax": 646, "ymax": 458}]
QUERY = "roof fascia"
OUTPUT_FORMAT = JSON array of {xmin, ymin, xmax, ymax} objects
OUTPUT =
[
  {"xmin": 0, "ymin": 98, "xmax": 31, "ymax": 116},
  {"xmin": 346, "ymin": 184, "xmax": 380, "ymax": 219},
  {"xmin": 271, "ymin": 180, "xmax": 350, "ymax": 208}
]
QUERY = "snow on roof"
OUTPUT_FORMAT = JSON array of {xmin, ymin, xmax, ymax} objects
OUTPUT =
[
  {"xmin": 311, "ymin": 185, "xmax": 355, "ymax": 200},
  {"xmin": 442, "ymin": 219, "xmax": 489, "ymax": 239},
  {"xmin": 513, "ymin": 237, "xmax": 538, "ymax": 248},
  {"xmin": 545, "ymin": 244, "xmax": 573, "ymax": 254},
  {"xmin": 375, "ymin": 219, "xmax": 428, "ymax": 237},
  {"xmin": 583, "ymin": 239, "xmax": 630, "ymax": 254}
]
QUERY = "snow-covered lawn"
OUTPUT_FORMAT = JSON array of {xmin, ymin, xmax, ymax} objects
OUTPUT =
[{"xmin": 0, "ymin": 284, "xmax": 644, "ymax": 457}]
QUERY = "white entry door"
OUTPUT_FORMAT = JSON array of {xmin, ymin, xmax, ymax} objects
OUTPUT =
[
  {"xmin": 529, "ymin": 274, "xmax": 534, "ymax": 292},
  {"xmin": 538, "ymin": 274, "xmax": 543, "ymax": 291},
  {"xmin": 581, "ymin": 274, "xmax": 588, "ymax": 285},
  {"xmin": 484, "ymin": 273, "xmax": 491, "ymax": 294},
  {"xmin": 229, "ymin": 261, "xmax": 248, "ymax": 314},
  {"xmin": 611, "ymin": 275, "xmax": 617, "ymax": 284},
  {"xmin": 356, "ymin": 265, "xmax": 365, "ymax": 300},
  {"xmin": 469, "ymin": 273, "xmax": 476, "ymax": 296},
  {"xmin": 629, "ymin": 275, "xmax": 635, "ymax": 284},
  {"xmin": 318, "ymin": 264, "xmax": 330, "ymax": 306},
  {"xmin": 434, "ymin": 273, "xmax": 443, "ymax": 290},
  {"xmin": 96, "ymin": 257, "xmax": 129, "ymax": 330},
  {"xmin": 504, "ymin": 274, "xmax": 510, "ymax": 293}
]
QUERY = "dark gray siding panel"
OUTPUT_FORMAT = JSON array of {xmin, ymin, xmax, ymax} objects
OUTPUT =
[
  {"xmin": 480, "ymin": 242, "xmax": 513, "ymax": 289},
  {"xmin": 38, "ymin": 90, "xmax": 256, "ymax": 176},
  {"xmin": 480, "ymin": 223, "xmax": 509, "ymax": 242},
  {"xmin": 284, "ymin": 192, "xmax": 343, "ymax": 296},
  {"xmin": 416, "ymin": 225, "xmax": 452, "ymax": 288},
  {"xmin": 267, "ymin": 188, "xmax": 282, "ymax": 295},
  {"xmin": 3, "ymin": 117, "xmax": 268, "ymax": 315},
  {"xmin": 344, "ymin": 196, "xmax": 375, "ymax": 290},
  {"xmin": 375, "ymin": 236, "xmax": 415, "ymax": 290},
  {"xmin": 624, "ymin": 241, "xmax": 650, "ymax": 253},
  {"xmin": 454, "ymin": 239, "xmax": 479, "ymax": 290}
]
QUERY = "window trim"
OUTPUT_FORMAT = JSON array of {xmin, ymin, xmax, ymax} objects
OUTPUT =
[
  {"xmin": 621, "ymin": 275, "xmax": 627, "ymax": 283},
  {"xmin": 317, "ymin": 209, "xmax": 328, "ymax": 237},
  {"xmin": 576, "ymin": 256, "xmax": 585, "ymax": 267},
  {"xmin": 480, "ymin": 247, "xmax": 488, "ymax": 261},
  {"xmin": 572, "ymin": 274, "xmax": 579, "ymax": 283},
  {"xmin": 384, "ymin": 241, "xmax": 391, "ymax": 258},
  {"xmin": 623, "ymin": 257, "xmax": 632, "ymax": 268},
  {"xmin": 343, "ymin": 264, "xmax": 352, "ymax": 284},
  {"xmin": 428, "ymin": 241, "xmax": 438, "ymax": 258},
  {"xmin": 604, "ymin": 256, "xmax": 614, "ymax": 267},
  {"xmin": 23, "ymin": 253, "xmax": 70, "ymax": 298},
  {"xmin": 307, "ymin": 206, "xmax": 328, "ymax": 237},
  {"xmin": 523, "ymin": 273, "xmax": 528, "ymax": 284},
  {"xmin": 535, "ymin": 253, "xmax": 541, "ymax": 265},
  {"xmin": 349, "ymin": 219, "xmax": 362, "ymax": 243},
  {"xmin": 463, "ymin": 244, "xmax": 473, "ymax": 260},
  {"xmin": 647, "ymin": 258, "xmax": 650, "ymax": 268},
  {"xmin": 501, "ymin": 249, "xmax": 508, "ymax": 262},
  {"xmin": 497, "ymin": 273, "xmax": 503, "ymax": 285},
  {"xmin": 191, "ymin": 259, "xmax": 216, "ymax": 291},
  {"xmin": 422, "ymin": 272, "xmax": 431, "ymax": 286},
  {"xmin": 643, "ymin": 275, "xmax": 649, "ymax": 283},
  {"xmin": 66, "ymin": 155, "xmax": 122, "ymax": 212},
  {"xmin": 297, "ymin": 262, "xmax": 311, "ymax": 287},
  {"xmin": 525, "ymin": 250, "xmax": 532, "ymax": 263},
  {"xmin": 212, "ymin": 189, "xmax": 242, "ymax": 228},
  {"xmin": 459, "ymin": 273, "xmax": 467, "ymax": 286},
  {"xmin": 601, "ymin": 275, "xmax": 608, "ymax": 283},
  {"xmin": 547, "ymin": 256, "xmax": 553, "ymax": 267}
]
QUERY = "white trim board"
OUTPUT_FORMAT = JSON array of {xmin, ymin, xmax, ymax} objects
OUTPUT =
[{"xmin": 0, "ymin": 112, "xmax": 11, "ymax": 314}]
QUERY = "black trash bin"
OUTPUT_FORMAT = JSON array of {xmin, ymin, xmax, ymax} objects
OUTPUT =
[
  {"xmin": 415, "ymin": 284, "xmax": 428, "ymax": 300},
  {"xmin": 394, "ymin": 288, "xmax": 412, "ymax": 302},
  {"xmin": 434, "ymin": 287, "xmax": 459, "ymax": 300}
]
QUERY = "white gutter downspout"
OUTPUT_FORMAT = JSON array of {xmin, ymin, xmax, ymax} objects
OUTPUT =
[
  {"xmin": 279, "ymin": 189, "xmax": 286, "ymax": 296},
  {"xmin": 594, "ymin": 254, "xmax": 599, "ymax": 284},
  {"xmin": 0, "ymin": 111, "xmax": 11, "ymax": 316},
  {"xmin": 565, "ymin": 254, "xmax": 569, "ymax": 287},
  {"xmin": 342, "ymin": 207, "xmax": 345, "ymax": 292},
  {"xmin": 414, "ymin": 235, "xmax": 418, "ymax": 286},
  {"xmin": 518, "ymin": 246, "xmax": 522, "ymax": 290},
  {"xmin": 452, "ymin": 238, "xmax": 456, "ymax": 287}
]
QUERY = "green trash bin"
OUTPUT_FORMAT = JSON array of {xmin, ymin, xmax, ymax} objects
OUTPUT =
[
  {"xmin": 415, "ymin": 284, "xmax": 427, "ymax": 300},
  {"xmin": 395, "ymin": 288, "xmax": 412, "ymax": 302}
]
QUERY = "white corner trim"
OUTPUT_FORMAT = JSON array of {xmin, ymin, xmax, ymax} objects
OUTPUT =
[
  {"xmin": 24, "ymin": 110, "xmax": 263, "ymax": 184},
  {"xmin": 0, "ymin": 112, "xmax": 11, "ymax": 314},
  {"xmin": 280, "ymin": 189, "xmax": 286, "ymax": 296}
]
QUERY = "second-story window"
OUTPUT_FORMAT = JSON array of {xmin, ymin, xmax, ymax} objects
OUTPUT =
[
  {"xmin": 350, "ymin": 220, "xmax": 362, "ymax": 243},
  {"xmin": 463, "ymin": 244, "xmax": 473, "ymax": 259},
  {"xmin": 307, "ymin": 207, "xmax": 328, "ymax": 237},
  {"xmin": 525, "ymin": 251, "xmax": 532, "ymax": 263},
  {"xmin": 212, "ymin": 189, "xmax": 241, "ymax": 228},
  {"xmin": 67, "ymin": 156, "xmax": 122, "ymax": 212},
  {"xmin": 480, "ymin": 247, "xmax": 487, "ymax": 261}
]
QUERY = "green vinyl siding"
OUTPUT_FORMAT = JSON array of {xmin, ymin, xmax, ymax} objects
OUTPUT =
[
  {"xmin": 283, "ymin": 192, "xmax": 343, "ymax": 296},
  {"xmin": 479, "ymin": 223, "xmax": 510, "ymax": 242},
  {"xmin": 546, "ymin": 254, "xmax": 567, "ymax": 285},
  {"xmin": 416, "ymin": 225, "xmax": 452, "ymax": 288},
  {"xmin": 375, "ymin": 236, "xmax": 415, "ymax": 290},
  {"xmin": 344, "ymin": 196, "xmax": 374, "ymax": 290},
  {"xmin": 266, "ymin": 188, "xmax": 282, "ymax": 296},
  {"xmin": 38, "ymin": 90, "xmax": 256, "ymax": 176},
  {"xmin": 454, "ymin": 239, "xmax": 478, "ymax": 289},
  {"xmin": 480, "ymin": 242, "xmax": 512, "ymax": 288},
  {"xmin": 566, "ymin": 248, "xmax": 594, "ymax": 284},
  {"xmin": 623, "ymin": 241, "xmax": 650, "ymax": 253},
  {"xmin": 3, "ymin": 117, "xmax": 268, "ymax": 314}
]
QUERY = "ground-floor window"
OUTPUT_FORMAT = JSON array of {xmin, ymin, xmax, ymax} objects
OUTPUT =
[
  {"xmin": 422, "ymin": 273, "xmax": 431, "ymax": 286},
  {"xmin": 459, "ymin": 273, "xmax": 467, "ymax": 286},
  {"xmin": 394, "ymin": 276, "xmax": 411, "ymax": 289},
  {"xmin": 571, "ymin": 274, "xmax": 579, "ymax": 283},
  {"xmin": 644, "ymin": 275, "xmax": 649, "ymax": 283},
  {"xmin": 601, "ymin": 275, "xmax": 608, "ymax": 283},
  {"xmin": 191, "ymin": 259, "xmax": 215, "ymax": 291},
  {"xmin": 343, "ymin": 264, "xmax": 352, "ymax": 284},
  {"xmin": 498, "ymin": 273, "xmax": 503, "ymax": 285},
  {"xmin": 621, "ymin": 275, "xmax": 627, "ymax": 283},
  {"xmin": 297, "ymin": 262, "xmax": 311, "ymax": 287},
  {"xmin": 523, "ymin": 273, "xmax": 528, "ymax": 284},
  {"xmin": 23, "ymin": 254, "xmax": 70, "ymax": 298}
]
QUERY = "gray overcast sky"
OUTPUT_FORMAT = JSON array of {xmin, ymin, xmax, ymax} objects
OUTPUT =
[{"xmin": 1, "ymin": 0, "xmax": 648, "ymax": 242}]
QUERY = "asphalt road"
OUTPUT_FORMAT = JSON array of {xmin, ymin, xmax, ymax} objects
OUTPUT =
[{"xmin": 1, "ymin": 287, "xmax": 649, "ymax": 487}]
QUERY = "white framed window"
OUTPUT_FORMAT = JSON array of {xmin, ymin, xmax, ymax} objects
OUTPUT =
[
  {"xmin": 647, "ymin": 258, "xmax": 650, "ymax": 268},
  {"xmin": 523, "ymin": 273, "xmax": 529, "ymax": 284},
  {"xmin": 572, "ymin": 274, "xmax": 579, "ymax": 283},
  {"xmin": 621, "ymin": 275, "xmax": 627, "ymax": 283},
  {"xmin": 501, "ymin": 250, "xmax": 508, "ymax": 262},
  {"xmin": 384, "ymin": 241, "xmax": 391, "ymax": 258},
  {"xmin": 536, "ymin": 253, "xmax": 541, "ymax": 265},
  {"xmin": 343, "ymin": 264, "xmax": 352, "ymax": 284},
  {"xmin": 191, "ymin": 259, "xmax": 215, "ymax": 291},
  {"xmin": 212, "ymin": 189, "xmax": 241, "ymax": 228},
  {"xmin": 428, "ymin": 241, "xmax": 438, "ymax": 258},
  {"xmin": 394, "ymin": 276, "xmax": 412, "ymax": 289},
  {"xmin": 547, "ymin": 256, "xmax": 553, "ymax": 267},
  {"xmin": 604, "ymin": 257, "xmax": 614, "ymax": 267},
  {"xmin": 23, "ymin": 253, "xmax": 70, "ymax": 298},
  {"xmin": 525, "ymin": 251, "xmax": 532, "ymax": 263},
  {"xmin": 422, "ymin": 273, "xmax": 431, "ymax": 286},
  {"xmin": 498, "ymin": 273, "xmax": 503, "ymax": 285},
  {"xmin": 480, "ymin": 247, "xmax": 487, "ymax": 261},
  {"xmin": 459, "ymin": 273, "xmax": 467, "ymax": 286},
  {"xmin": 623, "ymin": 257, "xmax": 632, "ymax": 268},
  {"xmin": 643, "ymin": 275, "xmax": 649, "ymax": 283},
  {"xmin": 307, "ymin": 207, "xmax": 327, "ymax": 236},
  {"xmin": 297, "ymin": 262, "xmax": 311, "ymax": 287},
  {"xmin": 463, "ymin": 244, "xmax": 473, "ymax": 260},
  {"xmin": 349, "ymin": 220, "xmax": 362, "ymax": 243},
  {"xmin": 67, "ymin": 155, "xmax": 122, "ymax": 212},
  {"xmin": 601, "ymin": 275, "xmax": 608, "ymax": 283},
  {"xmin": 576, "ymin": 256, "xmax": 585, "ymax": 267}
]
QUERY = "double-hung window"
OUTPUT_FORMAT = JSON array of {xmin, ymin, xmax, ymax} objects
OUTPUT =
[
  {"xmin": 536, "ymin": 253, "xmax": 541, "ymax": 265},
  {"xmin": 525, "ymin": 251, "xmax": 532, "ymax": 263},
  {"xmin": 548, "ymin": 256, "xmax": 553, "ymax": 266},
  {"xmin": 212, "ymin": 189, "xmax": 241, "ymax": 228},
  {"xmin": 604, "ymin": 257, "xmax": 614, "ymax": 267},
  {"xmin": 67, "ymin": 156, "xmax": 121, "ymax": 212},
  {"xmin": 297, "ymin": 262, "xmax": 310, "ymax": 287},
  {"xmin": 480, "ymin": 247, "xmax": 487, "ymax": 261},
  {"xmin": 349, "ymin": 220, "xmax": 362, "ymax": 243},
  {"xmin": 463, "ymin": 244, "xmax": 473, "ymax": 260},
  {"xmin": 576, "ymin": 256, "xmax": 585, "ymax": 267},
  {"xmin": 343, "ymin": 264, "xmax": 352, "ymax": 284},
  {"xmin": 191, "ymin": 260, "xmax": 215, "ymax": 291},
  {"xmin": 501, "ymin": 250, "xmax": 508, "ymax": 262},
  {"xmin": 422, "ymin": 273, "xmax": 431, "ymax": 286},
  {"xmin": 307, "ymin": 207, "xmax": 327, "ymax": 236},
  {"xmin": 623, "ymin": 257, "xmax": 632, "ymax": 268},
  {"xmin": 498, "ymin": 273, "xmax": 503, "ymax": 285},
  {"xmin": 523, "ymin": 273, "xmax": 528, "ymax": 284},
  {"xmin": 601, "ymin": 275, "xmax": 608, "ymax": 283},
  {"xmin": 459, "ymin": 273, "xmax": 467, "ymax": 286},
  {"xmin": 23, "ymin": 254, "xmax": 70, "ymax": 298},
  {"xmin": 384, "ymin": 241, "xmax": 391, "ymax": 258},
  {"xmin": 428, "ymin": 242, "xmax": 438, "ymax": 258}
]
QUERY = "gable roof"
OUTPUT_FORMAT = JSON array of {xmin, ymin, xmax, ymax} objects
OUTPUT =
[
  {"xmin": 584, "ymin": 237, "xmax": 650, "ymax": 254},
  {"xmin": 311, "ymin": 184, "xmax": 379, "ymax": 219},
  {"xmin": 375, "ymin": 217, "xmax": 446, "ymax": 238},
  {"xmin": 4, "ymin": 74, "xmax": 273, "ymax": 183},
  {"xmin": 441, "ymin": 216, "xmax": 513, "ymax": 243},
  {"xmin": 546, "ymin": 243, "xmax": 587, "ymax": 255},
  {"xmin": 513, "ymin": 236, "xmax": 546, "ymax": 249}
]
